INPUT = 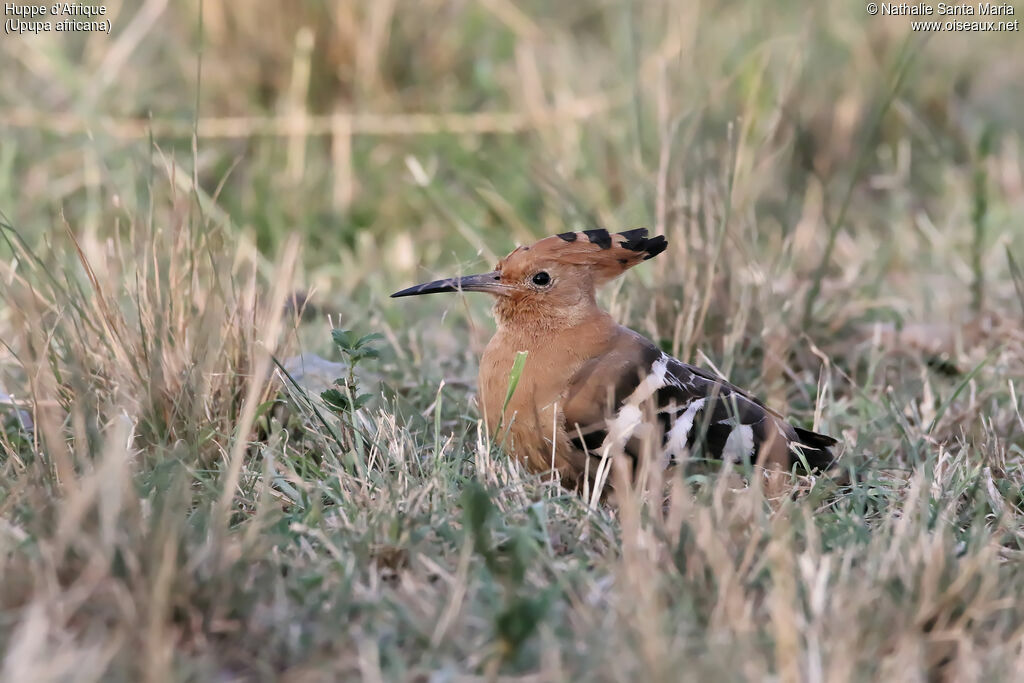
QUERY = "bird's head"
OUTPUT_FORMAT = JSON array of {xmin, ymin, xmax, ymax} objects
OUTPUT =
[{"xmin": 391, "ymin": 228, "xmax": 668, "ymax": 328}]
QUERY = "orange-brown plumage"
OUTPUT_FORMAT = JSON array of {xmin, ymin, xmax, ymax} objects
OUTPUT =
[{"xmin": 393, "ymin": 228, "xmax": 838, "ymax": 491}]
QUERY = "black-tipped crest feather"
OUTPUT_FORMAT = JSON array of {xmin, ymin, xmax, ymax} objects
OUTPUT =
[{"xmin": 583, "ymin": 229, "xmax": 612, "ymax": 249}]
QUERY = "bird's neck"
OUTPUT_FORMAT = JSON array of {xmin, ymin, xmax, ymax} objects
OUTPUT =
[
  {"xmin": 491, "ymin": 304, "xmax": 614, "ymax": 350},
  {"xmin": 480, "ymin": 307, "xmax": 618, "ymax": 441},
  {"xmin": 492, "ymin": 296, "xmax": 603, "ymax": 334}
]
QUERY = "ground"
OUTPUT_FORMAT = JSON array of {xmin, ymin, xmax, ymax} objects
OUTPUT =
[{"xmin": 2, "ymin": 1, "xmax": 1024, "ymax": 680}]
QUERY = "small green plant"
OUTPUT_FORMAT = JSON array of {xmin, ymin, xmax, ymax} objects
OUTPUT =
[
  {"xmin": 321, "ymin": 329, "xmax": 384, "ymax": 414},
  {"xmin": 461, "ymin": 482, "xmax": 552, "ymax": 671}
]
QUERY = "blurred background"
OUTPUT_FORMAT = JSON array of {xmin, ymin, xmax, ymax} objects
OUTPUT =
[
  {"xmin": 4, "ymin": 0, "xmax": 1022, "ymax": 310},
  {"xmin": 1, "ymin": 0, "xmax": 1023, "ymax": 428}
]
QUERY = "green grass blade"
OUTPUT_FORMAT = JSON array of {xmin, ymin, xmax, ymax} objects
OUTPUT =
[{"xmin": 502, "ymin": 351, "xmax": 529, "ymax": 417}]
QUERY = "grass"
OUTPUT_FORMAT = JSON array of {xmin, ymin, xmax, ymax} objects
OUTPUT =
[{"xmin": 2, "ymin": 0, "xmax": 1024, "ymax": 680}]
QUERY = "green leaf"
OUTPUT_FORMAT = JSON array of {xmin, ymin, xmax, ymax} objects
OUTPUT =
[
  {"xmin": 353, "ymin": 393, "xmax": 373, "ymax": 409},
  {"xmin": 355, "ymin": 332, "xmax": 385, "ymax": 349},
  {"xmin": 356, "ymin": 348, "xmax": 380, "ymax": 361},
  {"xmin": 321, "ymin": 388, "xmax": 351, "ymax": 412},
  {"xmin": 331, "ymin": 328, "xmax": 354, "ymax": 350}
]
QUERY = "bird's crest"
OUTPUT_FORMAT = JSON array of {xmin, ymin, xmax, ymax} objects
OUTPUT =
[
  {"xmin": 499, "ymin": 228, "xmax": 667, "ymax": 286},
  {"xmin": 390, "ymin": 227, "xmax": 668, "ymax": 300}
]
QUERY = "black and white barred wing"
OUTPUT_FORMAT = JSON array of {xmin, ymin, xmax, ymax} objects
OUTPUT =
[{"xmin": 562, "ymin": 328, "xmax": 836, "ymax": 469}]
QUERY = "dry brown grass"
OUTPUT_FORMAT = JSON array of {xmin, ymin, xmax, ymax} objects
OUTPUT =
[{"xmin": 2, "ymin": 0, "xmax": 1024, "ymax": 680}]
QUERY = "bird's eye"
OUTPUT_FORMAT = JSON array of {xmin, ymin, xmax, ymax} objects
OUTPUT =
[{"xmin": 531, "ymin": 271, "xmax": 551, "ymax": 287}]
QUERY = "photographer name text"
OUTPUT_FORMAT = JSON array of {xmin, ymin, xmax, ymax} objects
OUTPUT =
[{"xmin": 865, "ymin": 2, "xmax": 1020, "ymax": 29}]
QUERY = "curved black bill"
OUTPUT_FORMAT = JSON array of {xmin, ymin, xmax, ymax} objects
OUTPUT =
[{"xmin": 390, "ymin": 271, "xmax": 504, "ymax": 298}]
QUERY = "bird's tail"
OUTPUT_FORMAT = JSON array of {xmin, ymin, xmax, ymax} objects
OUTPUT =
[{"xmin": 791, "ymin": 427, "xmax": 839, "ymax": 471}]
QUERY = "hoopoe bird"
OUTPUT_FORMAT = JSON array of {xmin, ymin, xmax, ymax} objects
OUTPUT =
[{"xmin": 392, "ymin": 228, "xmax": 838, "ymax": 491}]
